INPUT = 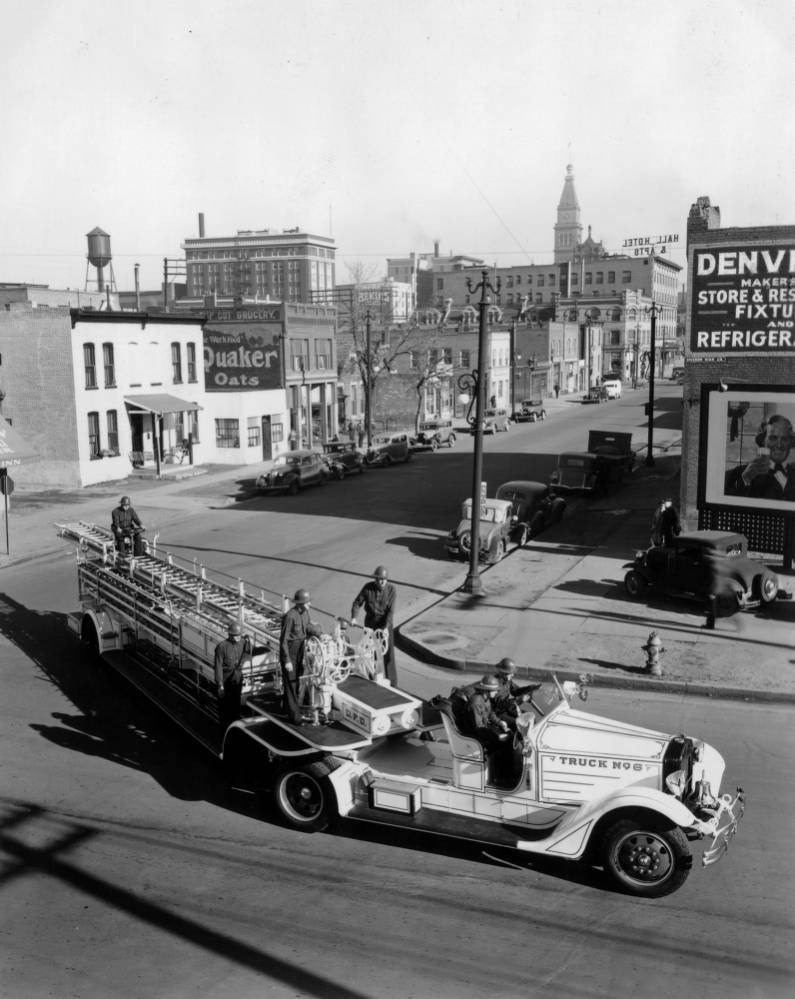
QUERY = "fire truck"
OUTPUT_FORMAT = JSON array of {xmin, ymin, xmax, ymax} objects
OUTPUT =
[{"xmin": 57, "ymin": 522, "xmax": 744, "ymax": 898}]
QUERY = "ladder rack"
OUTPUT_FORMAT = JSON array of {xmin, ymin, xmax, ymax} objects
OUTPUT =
[{"xmin": 56, "ymin": 520, "xmax": 285, "ymax": 643}]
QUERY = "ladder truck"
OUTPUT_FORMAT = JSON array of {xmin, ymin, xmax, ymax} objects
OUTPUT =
[{"xmin": 56, "ymin": 521, "xmax": 424, "ymax": 808}]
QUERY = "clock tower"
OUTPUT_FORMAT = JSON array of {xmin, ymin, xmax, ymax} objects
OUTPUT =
[{"xmin": 554, "ymin": 163, "xmax": 583, "ymax": 263}]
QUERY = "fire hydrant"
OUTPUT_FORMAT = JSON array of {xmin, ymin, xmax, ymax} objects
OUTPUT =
[{"xmin": 642, "ymin": 631, "xmax": 664, "ymax": 677}]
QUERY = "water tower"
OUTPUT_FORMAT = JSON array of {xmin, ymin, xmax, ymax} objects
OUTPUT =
[{"xmin": 84, "ymin": 226, "xmax": 117, "ymax": 292}]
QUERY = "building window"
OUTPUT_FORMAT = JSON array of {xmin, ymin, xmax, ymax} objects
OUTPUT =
[
  {"xmin": 595, "ymin": 272, "xmax": 604, "ymax": 285},
  {"xmin": 460, "ymin": 349, "xmax": 471, "ymax": 368},
  {"xmin": 442, "ymin": 347, "xmax": 452, "ymax": 365},
  {"xmin": 187, "ymin": 343, "xmax": 197, "ymax": 382},
  {"xmin": 271, "ymin": 421, "xmax": 284, "ymax": 443},
  {"xmin": 102, "ymin": 343, "xmax": 115, "ymax": 387},
  {"xmin": 428, "ymin": 348, "xmax": 439, "ymax": 367},
  {"xmin": 537, "ymin": 275, "xmax": 544, "ymax": 287},
  {"xmin": 571, "ymin": 273, "xmax": 579, "ymax": 285},
  {"xmin": 215, "ymin": 418, "xmax": 240, "ymax": 448},
  {"xmin": 106, "ymin": 409, "xmax": 119, "ymax": 455},
  {"xmin": 409, "ymin": 350, "xmax": 419, "ymax": 369},
  {"xmin": 84, "ymin": 344, "xmax": 97, "ymax": 389},
  {"xmin": 585, "ymin": 272, "xmax": 592, "ymax": 285},
  {"xmin": 437, "ymin": 277, "xmax": 444, "ymax": 290},
  {"xmin": 172, "ymin": 342, "xmax": 182, "ymax": 383},
  {"xmin": 87, "ymin": 411, "xmax": 101, "ymax": 458},
  {"xmin": 247, "ymin": 416, "xmax": 261, "ymax": 447},
  {"xmin": 611, "ymin": 330, "xmax": 621, "ymax": 345},
  {"xmin": 608, "ymin": 270, "xmax": 616, "ymax": 284},
  {"xmin": 622, "ymin": 271, "xmax": 632, "ymax": 283}
]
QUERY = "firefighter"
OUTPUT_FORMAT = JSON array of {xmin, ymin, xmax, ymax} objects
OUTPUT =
[
  {"xmin": 214, "ymin": 621, "xmax": 247, "ymax": 736},
  {"xmin": 493, "ymin": 657, "xmax": 541, "ymax": 724},
  {"xmin": 350, "ymin": 565, "xmax": 397, "ymax": 684},
  {"xmin": 280, "ymin": 589, "xmax": 322, "ymax": 723},
  {"xmin": 111, "ymin": 495, "xmax": 145, "ymax": 555},
  {"xmin": 468, "ymin": 674, "xmax": 513, "ymax": 784}
]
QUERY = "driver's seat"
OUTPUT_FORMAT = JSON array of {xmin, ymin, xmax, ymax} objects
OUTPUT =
[{"xmin": 438, "ymin": 710, "xmax": 487, "ymax": 791}]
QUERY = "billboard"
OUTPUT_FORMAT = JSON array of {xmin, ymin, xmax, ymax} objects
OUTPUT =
[
  {"xmin": 702, "ymin": 386, "xmax": 795, "ymax": 514},
  {"xmin": 203, "ymin": 324, "xmax": 283, "ymax": 392},
  {"xmin": 690, "ymin": 243, "xmax": 795, "ymax": 354}
]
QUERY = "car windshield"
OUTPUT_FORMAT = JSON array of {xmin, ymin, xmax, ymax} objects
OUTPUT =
[
  {"xmin": 274, "ymin": 455, "xmax": 301, "ymax": 468},
  {"xmin": 462, "ymin": 501, "xmax": 505, "ymax": 523}
]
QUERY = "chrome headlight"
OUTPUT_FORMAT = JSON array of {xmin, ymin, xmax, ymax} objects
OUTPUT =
[{"xmin": 665, "ymin": 770, "xmax": 687, "ymax": 798}]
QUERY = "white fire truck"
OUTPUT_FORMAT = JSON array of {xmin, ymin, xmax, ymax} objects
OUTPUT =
[{"xmin": 57, "ymin": 522, "xmax": 744, "ymax": 899}]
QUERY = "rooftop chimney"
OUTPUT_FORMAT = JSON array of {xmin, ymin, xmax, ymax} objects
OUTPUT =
[{"xmin": 198, "ymin": 213, "xmax": 205, "ymax": 238}]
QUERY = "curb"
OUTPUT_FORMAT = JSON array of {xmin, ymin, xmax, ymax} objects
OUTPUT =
[{"xmin": 394, "ymin": 623, "xmax": 795, "ymax": 704}]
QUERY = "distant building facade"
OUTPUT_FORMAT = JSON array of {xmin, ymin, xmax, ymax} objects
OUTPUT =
[{"xmin": 182, "ymin": 218, "xmax": 336, "ymax": 304}]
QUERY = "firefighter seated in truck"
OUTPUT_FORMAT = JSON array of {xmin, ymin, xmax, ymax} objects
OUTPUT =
[{"xmin": 111, "ymin": 495, "xmax": 145, "ymax": 556}]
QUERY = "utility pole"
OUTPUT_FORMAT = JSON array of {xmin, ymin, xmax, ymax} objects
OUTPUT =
[
  {"xmin": 460, "ymin": 269, "xmax": 500, "ymax": 595},
  {"xmin": 645, "ymin": 301, "xmax": 659, "ymax": 466},
  {"xmin": 365, "ymin": 309, "xmax": 372, "ymax": 448}
]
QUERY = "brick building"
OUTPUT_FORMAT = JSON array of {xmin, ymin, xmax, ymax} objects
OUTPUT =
[
  {"xmin": 680, "ymin": 196, "xmax": 795, "ymax": 559},
  {"xmin": 0, "ymin": 300, "xmax": 338, "ymax": 488}
]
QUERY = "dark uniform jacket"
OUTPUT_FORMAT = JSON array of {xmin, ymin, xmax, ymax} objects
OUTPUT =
[
  {"xmin": 214, "ymin": 638, "xmax": 246, "ymax": 688},
  {"xmin": 280, "ymin": 605, "xmax": 312, "ymax": 667},
  {"xmin": 111, "ymin": 505, "xmax": 142, "ymax": 536},
  {"xmin": 351, "ymin": 581, "xmax": 396, "ymax": 630}
]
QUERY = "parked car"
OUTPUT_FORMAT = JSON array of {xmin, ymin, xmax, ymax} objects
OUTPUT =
[
  {"xmin": 445, "ymin": 497, "xmax": 518, "ymax": 564},
  {"xmin": 256, "ymin": 450, "xmax": 326, "ymax": 495},
  {"xmin": 550, "ymin": 430, "xmax": 635, "ymax": 494},
  {"xmin": 411, "ymin": 419, "xmax": 457, "ymax": 450},
  {"xmin": 475, "ymin": 408, "xmax": 511, "ymax": 434},
  {"xmin": 321, "ymin": 441, "xmax": 365, "ymax": 478},
  {"xmin": 671, "ymin": 366, "xmax": 685, "ymax": 381},
  {"xmin": 495, "ymin": 480, "xmax": 567, "ymax": 543},
  {"xmin": 601, "ymin": 378, "xmax": 622, "ymax": 399},
  {"xmin": 511, "ymin": 399, "xmax": 547, "ymax": 422},
  {"xmin": 624, "ymin": 530, "xmax": 786, "ymax": 615},
  {"xmin": 583, "ymin": 386, "xmax": 608, "ymax": 404},
  {"xmin": 365, "ymin": 432, "xmax": 411, "ymax": 466}
]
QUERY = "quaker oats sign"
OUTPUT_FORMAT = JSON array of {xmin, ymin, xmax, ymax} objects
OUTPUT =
[
  {"xmin": 203, "ymin": 316, "xmax": 283, "ymax": 392},
  {"xmin": 690, "ymin": 243, "xmax": 795, "ymax": 354}
]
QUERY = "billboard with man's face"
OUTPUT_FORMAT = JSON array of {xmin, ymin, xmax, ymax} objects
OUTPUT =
[{"xmin": 702, "ymin": 386, "xmax": 795, "ymax": 513}]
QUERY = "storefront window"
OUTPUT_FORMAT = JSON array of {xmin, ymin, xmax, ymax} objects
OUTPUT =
[{"xmin": 215, "ymin": 418, "xmax": 240, "ymax": 448}]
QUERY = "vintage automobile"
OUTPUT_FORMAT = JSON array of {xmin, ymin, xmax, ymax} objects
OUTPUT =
[
  {"xmin": 321, "ymin": 441, "xmax": 365, "ymax": 478},
  {"xmin": 495, "ymin": 480, "xmax": 567, "ymax": 543},
  {"xmin": 411, "ymin": 419, "xmax": 457, "ymax": 451},
  {"xmin": 255, "ymin": 449, "xmax": 326, "ymax": 495},
  {"xmin": 471, "ymin": 408, "xmax": 511, "ymax": 435},
  {"xmin": 601, "ymin": 378, "xmax": 622, "ymax": 399},
  {"xmin": 365, "ymin": 432, "xmax": 412, "ymax": 466},
  {"xmin": 445, "ymin": 497, "xmax": 522, "ymax": 564},
  {"xmin": 624, "ymin": 530, "xmax": 784, "ymax": 614},
  {"xmin": 241, "ymin": 668, "xmax": 744, "ymax": 900},
  {"xmin": 583, "ymin": 385, "xmax": 609, "ymax": 404},
  {"xmin": 550, "ymin": 430, "xmax": 635, "ymax": 494},
  {"xmin": 511, "ymin": 399, "xmax": 547, "ymax": 422}
]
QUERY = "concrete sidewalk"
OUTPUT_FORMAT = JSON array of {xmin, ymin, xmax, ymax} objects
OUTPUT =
[{"xmin": 397, "ymin": 453, "xmax": 795, "ymax": 704}]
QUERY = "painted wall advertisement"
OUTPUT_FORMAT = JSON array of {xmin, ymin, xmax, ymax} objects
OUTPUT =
[
  {"xmin": 702, "ymin": 387, "xmax": 795, "ymax": 514},
  {"xmin": 690, "ymin": 243, "xmax": 795, "ymax": 354},
  {"xmin": 203, "ymin": 321, "xmax": 283, "ymax": 392}
]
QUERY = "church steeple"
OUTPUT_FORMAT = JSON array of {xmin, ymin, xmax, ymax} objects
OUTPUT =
[{"xmin": 554, "ymin": 163, "xmax": 583, "ymax": 263}]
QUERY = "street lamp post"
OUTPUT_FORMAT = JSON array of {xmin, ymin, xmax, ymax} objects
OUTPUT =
[
  {"xmin": 509, "ymin": 319, "xmax": 517, "ymax": 416},
  {"xmin": 645, "ymin": 301, "xmax": 659, "ymax": 467},
  {"xmin": 460, "ymin": 269, "xmax": 500, "ymax": 595}
]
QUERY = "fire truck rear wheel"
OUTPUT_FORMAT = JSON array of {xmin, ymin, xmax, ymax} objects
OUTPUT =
[
  {"xmin": 273, "ymin": 761, "xmax": 337, "ymax": 832},
  {"xmin": 81, "ymin": 618, "xmax": 100, "ymax": 660}
]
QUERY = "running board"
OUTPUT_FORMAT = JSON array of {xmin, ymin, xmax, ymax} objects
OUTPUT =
[{"xmin": 344, "ymin": 803, "xmax": 546, "ymax": 850}]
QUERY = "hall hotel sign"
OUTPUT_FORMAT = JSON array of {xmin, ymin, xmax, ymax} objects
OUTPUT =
[
  {"xmin": 690, "ymin": 244, "xmax": 795, "ymax": 354},
  {"xmin": 621, "ymin": 233, "xmax": 679, "ymax": 256}
]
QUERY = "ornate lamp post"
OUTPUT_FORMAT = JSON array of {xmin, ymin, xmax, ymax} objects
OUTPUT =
[
  {"xmin": 645, "ymin": 301, "xmax": 659, "ymax": 466},
  {"xmin": 459, "ymin": 269, "xmax": 500, "ymax": 595}
]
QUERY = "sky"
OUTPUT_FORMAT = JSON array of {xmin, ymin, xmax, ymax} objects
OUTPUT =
[{"xmin": 1, "ymin": 0, "xmax": 792, "ymax": 292}]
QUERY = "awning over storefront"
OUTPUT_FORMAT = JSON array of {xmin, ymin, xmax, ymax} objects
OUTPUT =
[{"xmin": 124, "ymin": 393, "xmax": 202, "ymax": 416}]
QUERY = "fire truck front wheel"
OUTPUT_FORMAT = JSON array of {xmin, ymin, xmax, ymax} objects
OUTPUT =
[{"xmin": 273, "ymin": 761, "xmax": 337, "ymax": 832}]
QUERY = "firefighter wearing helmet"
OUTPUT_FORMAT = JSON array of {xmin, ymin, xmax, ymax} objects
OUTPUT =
[
  {"xmin": 350, "ymin": 565, "xmax": 397, "ymax": 685},
  {"xmin": 279, "ymin": 588, "xmax": 321, "ymax": 724},
  {"xmin": 214, "ymin": 619, "xmax": 247, "ymax": 735},
  {"xmin": 467, "ymin": 674, "xmax": 514, "ymax": 785},
  {"xmin": 111, "ymin": 494, "xmax": 145, "ymax": 556},
  {"xmin": 493, "ymin": 656, "xmax": 540, "ymax": 720}
]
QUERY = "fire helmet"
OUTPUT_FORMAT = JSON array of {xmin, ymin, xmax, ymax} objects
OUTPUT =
[
  {"xmin": 477, "ymin": 674, "xmax": 500, "ymax": 692},
  {"xmin": 228, "ymin": 621, "xmax": 242, "ymax": 637},
  {"xmin": 495, "ymin": 657, "xmax": 516, "ymax": 676},
  {"xmin": 293, "ymin": 589, "xmax": 310, "ymax": 605},
  {"xmin": 373, "ymin": 565, "xmax": 388, "ymax": 580}
]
